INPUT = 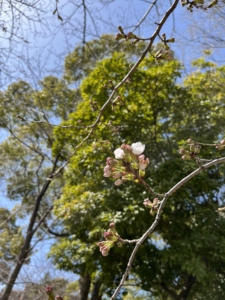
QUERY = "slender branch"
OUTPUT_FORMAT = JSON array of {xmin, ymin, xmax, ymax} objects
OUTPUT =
[
  {"xmin": 37, "ymin": 211, "xmax": 71, "ymax": 237},
  {"xmin": 111, "ymin": 156, "xmax": 225, "ymax": 299},
  {"xmin": 32, "ymin": 206, "xmax": 53, "ymax": 234},
  {"xmin": 51, "ymin": 0, "xmax": 180, "ymax": 180},
  {"xmin": 132, "ymin": 0, "xmax": 158, "ymax": 33},
  {"xmin": 7, "ymin": 127, "xmax": 52, "ymax": 162},
  {"xmin": 0, "ymin": 205, "xmax": 21, "ymax": 229},
  {"xmin": 0, "ymin": 155, "xmax": 60, "ymax": 300},
  {"xmin": 139, "ymin": 178, "xmax": 165, "ymax": 197}
]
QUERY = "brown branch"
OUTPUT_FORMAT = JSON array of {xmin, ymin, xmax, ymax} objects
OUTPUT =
[
  {"xmin": 37, "ymin": 211, "xmax": 71, "ymax": 237},
  {"xmin": 111, "ymin": 156, "xmax": 225, "ymax": 299},
  {"xmin": 0, "ymin": 155, "xmax": 60, "ymax": 300},
  {"xmin": 51, "ymin": 0, "xmax": 180, "ymax": 180}
]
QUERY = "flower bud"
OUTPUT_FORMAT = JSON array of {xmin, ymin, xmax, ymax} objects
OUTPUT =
[
  {"xmin": 139, "ymin": 169, "xmax": 145, "ymax": 177},
  {"xmin": 115, "ymin": 33, "xmax": 124, "ymax": 40},
  {"xmin": 220, "ymin": 140, "xmax": 225, "ymax": 145},
  {"xmin": 166, "ymin": 37, "xmax": 175, "ymax": 43},
  {"xmin": 117, "ymin": 25, "xmax": 124, "ymax": 34},
  {"xmin": 122, "ymin": 173, "xmax": 135, "ymax": 181},
  {"xmin": 178, "ymin": 148, "xmax": 185, "ymax": 154},
  {"xmin": 162, "ymin": 33, "xmax": 166, "ymax": 41},
  {"xmin": 190, "ymin": 144, "xmax": 195, "ymax": 152},
  {"xmin": 109, "ymin": 222, "xmax": 116, "ymax": 228},
  {"xmin": 207, "ymin": 0, "xmax": 218, "ymax": 8},
  {"xmin": 126, "ymin": 32, "xmax": 137, "ymax": 39},
  {"xmin": 114, "ymin": 179, "xmax": 124, "ymax": 186},
  {"xmin": 117, "ymin": 241, "xmax": 123, "ymax": 247},
  {"xmin": 194, "ymin": 145, "xmax": 201, "ymax": 154},
  {"xmin": 143, "ymin": 198, "xmax": 151, "ymax": 208}
]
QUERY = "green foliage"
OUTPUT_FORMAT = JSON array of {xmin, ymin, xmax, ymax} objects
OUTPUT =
[
  {"xmin": 50, "ymin": 43, "xmax": 225, "ymax": 299},
  {"xmin": 0, "ymin": 207, "xmax": 24, "ymax": 282},
  {"xmin": 2, "ymin": 33, "xmax": 225, "ymax": 298}
]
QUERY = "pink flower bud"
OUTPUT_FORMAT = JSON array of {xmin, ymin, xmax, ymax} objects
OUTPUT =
[
  {"xmin": 104, "ymin": 169, "xmax": 112, "ymax": 177},
  {"xmin": 220, "ymin": 140, "xmax": 225, "ymax": 145},
  {"xmin": 104, "ymin": 231, "xmax": 113, "ymax": 240},
  {"xmin": 178, "ymin": 149, "xmax": 185, "ymax": 154},
  {"xmin": 101, "ymin": 248, "xmax": 109, "ymax": 256},
  {"xmin": 153, "ymin": 198, "xmax": 159, "ymax": 204},
  {"xmin": 121, "ymin": 143, "xmax": 132, "ymax": 152},
  {"xmin": 109, "ymin": 222, "xmax": 116, "ymax": 228},
  {"xmin": 46, "ymin": 286, "xmax": 52, "ymax": 293},
  {"xmin": 113, "ymin": 172, "xmax": 123, "ymax": 178},
  {"xmin": 114, "ymin": 179, "xmax": 123, "ymax": 186}
]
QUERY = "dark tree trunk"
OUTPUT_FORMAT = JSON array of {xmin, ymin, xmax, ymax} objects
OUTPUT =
[
  {"xmin": 91, "ymin": 280, "xmax": 102, "ymax": 300},
  {"xmin": 179, "ymin": 275, "xmax": 196, "ymax": 299},
  {"xmin": 79, "ymin": 274, "xmax": 91, "ymax": 300}
]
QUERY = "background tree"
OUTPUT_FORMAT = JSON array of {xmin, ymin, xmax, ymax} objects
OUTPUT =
[
  {"xmin": 49, "ymin": 49, "xmax": 225, "ymax": 300},
  {"xmin": 0, "ymin": 1, "xmax": 225, "ymax": 299}
]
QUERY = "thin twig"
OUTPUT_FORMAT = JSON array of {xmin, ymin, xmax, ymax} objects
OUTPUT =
[
  {"xmin": 111, "ymin": 156, "xmax": 225, "ymax": 299},
  {"xmin": 51, "ymin": 0, "xmax": 180, "ymax": 180}
]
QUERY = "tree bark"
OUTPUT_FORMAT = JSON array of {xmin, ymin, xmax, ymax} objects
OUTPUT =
[
  {"xmin": 179, "ymin": 275, "xmax": 196, "ymax": 299},
  {"xmin": 79, "ymin": 274, "xmax": 91, "ymax": 300},
  {"xmin": 91, "ymin": 280, "xmax": 102, "ymax": 300}
]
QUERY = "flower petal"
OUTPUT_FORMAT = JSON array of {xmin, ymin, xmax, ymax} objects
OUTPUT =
[
  {"xmin": 114, "ymin": 148, "xmax": 125, "ymax": 159},
  {"xmin": 131, "ymin": 142, "xmax": 145, "ymax": 155}
]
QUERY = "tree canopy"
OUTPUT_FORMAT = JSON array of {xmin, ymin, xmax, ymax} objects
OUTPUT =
[{"xmin": 47, "ymin": 45, "xmax": 225, "ymax": 299}]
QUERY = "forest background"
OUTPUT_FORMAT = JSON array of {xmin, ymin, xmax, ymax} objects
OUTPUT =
[{"xmin": 0, "ymin": 0, "xmax": 225, "ymax": 299}]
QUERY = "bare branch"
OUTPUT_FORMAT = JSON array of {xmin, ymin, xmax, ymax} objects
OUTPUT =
[{"xmin": 111, "ymin": 156, "xmax": 225, "ymax": 299}]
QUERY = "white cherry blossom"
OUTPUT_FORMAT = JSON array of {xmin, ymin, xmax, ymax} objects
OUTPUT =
[
  {"xmin": 114, "ymin": 148, "xmax": 125, "ymax": 159},
  {"xmin": 131, "ymin": 142, "xmax": 145, "ymax": 155}
]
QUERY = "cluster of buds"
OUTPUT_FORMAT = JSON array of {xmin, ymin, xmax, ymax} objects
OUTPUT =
[
  {"xmin": 216, "ymin": 139, "xmax": 225, "ymax": 150},
  {"xmin": 103, "ymin": 142, "xmax": 150, "ymax": 186},
  {"xmin": 154, "ymin": 49, "xmax": 173, "ymax": 64},
  {"xmin": 90, "ymin": 100, "xmax": 98, "ymax": 112},
  {"xmin": 104, "ymin": 79, "xmax": 114, "ymax": 90},
  {"xmin": 115, "ymin": 26, "xmax": 139, "ymax": 44},
  {"xmin": 143, "ymin": 198, "xmax": 161, "ymax": 215},
  {"xmin": 46, "ymin": 286, "xmax": 64, "ymax": 300},
  {"xmin": 112, "ymin": 95, "xmax": 124, "ymax": 110},
  {"xmin": 178, "ymin": 141, "xmax": 201, "ymax": 160},
  {"xmin": 97, "ymin": 223, "xmax": 122, "ymax": 256},
  {"xmin": 161, "ymin": 33, "xmax": 175, "ymax": 50},
  {"xmin": 180, "ymin": 0, "xmax": 218, "ymax": 11}
]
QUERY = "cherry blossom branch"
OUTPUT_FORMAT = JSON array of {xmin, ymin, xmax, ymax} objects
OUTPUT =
[
  {"xmin": 111, "ymin": 156, "xmax": 225, "ymax": 299},
  {"xmin": 50, "ymin": 0, "xmax": 179, "ymax": 179},
  {"xmin": 139, "ymin": 178, "xmax": 165, "ymax": 197}
]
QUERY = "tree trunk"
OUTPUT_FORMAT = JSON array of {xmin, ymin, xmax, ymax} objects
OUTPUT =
[
  {"xmin": 91, "ymin": 280, "xmax": 102, "ymax": 300},
  {"xmin": 79, "ymin": 274, "xmax": 91, "ymax": 300},
  {"xmin": 179, "ymin": 275, "xmax": 196, "ymax": 299}
]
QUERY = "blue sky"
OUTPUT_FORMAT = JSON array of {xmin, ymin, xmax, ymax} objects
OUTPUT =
[
  {"xmin": 0, "ymin": 0, "xmax": 217, "ymax": 87},
  {"xmin": 0, "ymin": 0, "xmax": 224, "ymax": 293}
]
